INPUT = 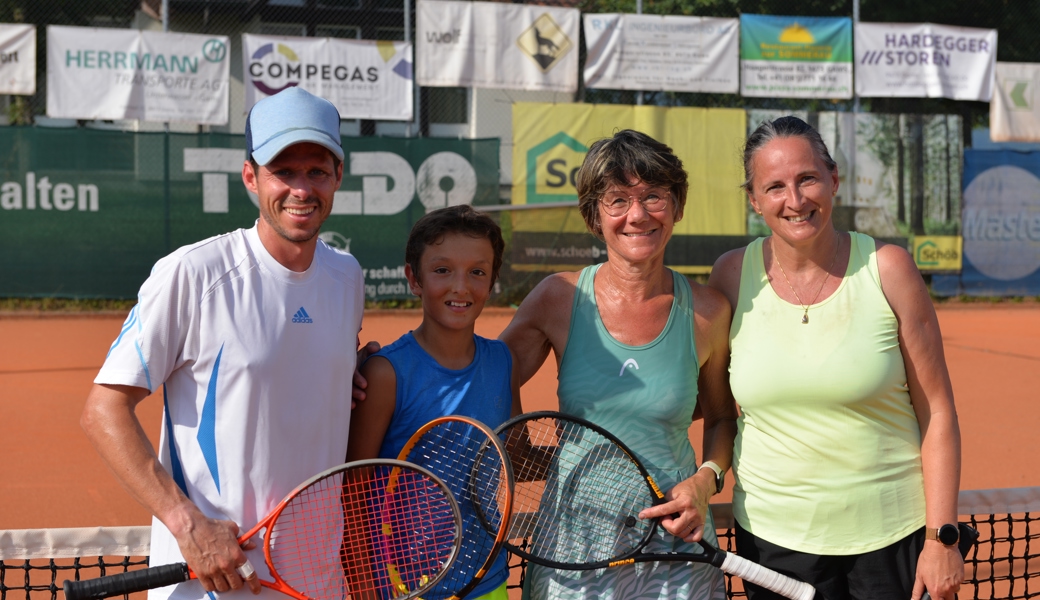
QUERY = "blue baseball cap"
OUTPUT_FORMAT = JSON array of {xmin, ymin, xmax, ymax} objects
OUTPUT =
[{"xmin": 245, "ymin": 86, "xmax": 344, "ymax": 166}]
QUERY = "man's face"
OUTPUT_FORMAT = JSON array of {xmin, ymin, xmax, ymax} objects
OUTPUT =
[{"xmin": 243, "ymin": 142, "xmax": 343, "ymax": 245}]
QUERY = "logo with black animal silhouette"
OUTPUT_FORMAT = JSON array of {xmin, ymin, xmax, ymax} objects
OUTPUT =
[{"xmin": 517, "ymin": 13, "xmax": 572, "ymax": 71}]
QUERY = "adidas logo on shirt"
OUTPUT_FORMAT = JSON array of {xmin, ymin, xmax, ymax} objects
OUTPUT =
[{"xmin": 292, "ymin": 307, "xmax": 313, "ymax": 324}]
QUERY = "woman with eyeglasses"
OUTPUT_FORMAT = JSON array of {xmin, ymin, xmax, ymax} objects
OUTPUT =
[{"xmin": 500, "ymin": 129, "xmax": 737, "ymax": 600}]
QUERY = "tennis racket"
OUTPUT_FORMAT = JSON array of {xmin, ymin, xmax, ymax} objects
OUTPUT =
[
  {"xmin": 63, "ymin": 459, "xmax": 463, "ymax": 600},
  {"xmin": 496, "ymin": 411, "xmax": 815, "ymax": 600},
  {"xmin": 396, "ymin": 416, "xmax": 514, "ymax": 600}
]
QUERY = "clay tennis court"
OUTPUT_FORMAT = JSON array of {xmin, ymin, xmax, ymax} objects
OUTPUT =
[{"xmin": 2, "ymin": 304, "xmax": 1038, "ymax": 530}]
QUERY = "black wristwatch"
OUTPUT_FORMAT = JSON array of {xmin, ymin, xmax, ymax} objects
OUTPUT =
[
  {"xmin": 925, "ymin": 523, "xmax": 960, "ymax": 546},
  {"xmin": 698, "ymin": 461, "xmax": 725, "ymax": 495}
]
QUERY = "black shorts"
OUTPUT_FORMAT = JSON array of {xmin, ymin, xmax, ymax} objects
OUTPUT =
[{"xmin": 735, "ymin": 522, "xmax": 926, "ymax": 600}]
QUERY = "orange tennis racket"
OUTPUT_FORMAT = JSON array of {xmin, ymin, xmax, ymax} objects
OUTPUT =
[
  {"xmin": 397, "ymin": 416, "xmax": 514, "ymax": 600},
  {"xmin": 63, "ymin": 459, "xmax": 462, "ymax": 600}
]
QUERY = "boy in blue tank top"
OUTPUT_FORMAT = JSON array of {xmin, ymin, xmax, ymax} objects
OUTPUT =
[{"xmin": 347, "ymin": 204, "xmax": 522, "ymax": 600}]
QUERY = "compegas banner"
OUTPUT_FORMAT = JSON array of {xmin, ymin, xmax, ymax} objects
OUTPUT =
[
  {"xmin": 46, "ymin": 26, "xmax": 229, "ymax": 124},
  {"xmin": 511, "ymin": 102, "xmax": 746, "ymax": 236},
  {"xmin": 740, "ymin": 14, "xmax": 853, "ymax": 99},
  {"xmin": 583, "ymin": 14, "xmax": 738, "ymax": 93},
  {"xmin": 855, "ymin": 22, "xmax": 996, "ymax": 101},
  {"xmin": 242, "ymin": 34, "xmax": 413, "ymax": 120},
  {"xmin": 933, "ymin": 150, "xmax": 1040, "ymax": 296},
  {"xmin": 990, "ymin": 62, "xmax": 1040, "ymax": 143},
  {"xmin": 0, "ymin": 23, "xmax": 34, "ymax": 95},
  {"xmin": 417, "ymin": 0, "xmax": 579, "ymax": 92}
]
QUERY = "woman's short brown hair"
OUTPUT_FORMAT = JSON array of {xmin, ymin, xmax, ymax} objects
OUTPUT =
[{"xmin": 575, "ymin": 130, "xmax": 688, "ymax": 239}]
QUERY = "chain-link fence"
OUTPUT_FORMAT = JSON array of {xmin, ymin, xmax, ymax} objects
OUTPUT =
[
  {"xmin": 8, "ymin": 0, "xmax": 1040, "ymax": 136},
  {"xmin": 3, "ymin": 0, "xmax": 1040, "ymax": 301}
]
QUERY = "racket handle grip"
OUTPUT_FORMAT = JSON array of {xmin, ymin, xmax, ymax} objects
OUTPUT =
[
  {"xmin": 64, "ymin": 563, "xmax": 191, "ymax": 600},
  {"xmin": 720, "ymin": 552, "xmax": 816, "ymax": 600}
]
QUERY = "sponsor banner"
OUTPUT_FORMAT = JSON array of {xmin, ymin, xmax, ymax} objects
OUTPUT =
[
  {"xmin": 0, "ymin": 24, "xmax": 34, "ymax": 95},
  {"xmin": 582, "ymin": 14, "xmax": 738, "ymax": 93},
  {"xmin": 912, "ymin": 236, "xmax": 963, "ymax": 271},
  {"xmin": 855, "ymin": 22, "xmax": 996, "ymax": 101},
  {"xmin": 740, "ymin": 14, "xmax": 852, "ymax": 99},
  {"xmin": 511, "ymin": 102, "xmax": 746, "ymax": 237},
  {"xmin": 242, "ymin": 34, "xmax": 413, "ymax": 120},
  {"xmin": 933, "ymin": 150, "xmax": 1040, "ymax": 296},
  {"xmin": 46, "ymin": 26, "xmax": 229, "ymax": 124},
  {"xmin": 990, "ymin": 62, "xmax": 1040, "ymax": 142},
  {"xmin": 0, "ymin": 128, "xmax": 498, "ymax": 300},
  {"xmin": 417, "ymin": 0, "xmax": 579, "ymax": 92},
  {"xmin": 511, "ymin": 231, "xmax": 753, "ymax": 271}
]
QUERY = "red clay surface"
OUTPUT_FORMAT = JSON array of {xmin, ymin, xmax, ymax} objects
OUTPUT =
[{"xmin": 1, "ymin": 305, "xmax": 1037, "ymax": 530}]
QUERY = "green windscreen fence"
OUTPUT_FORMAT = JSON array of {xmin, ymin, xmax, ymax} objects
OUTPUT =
[{"xmin": 0, "ymin": 127, "xmax": 500, "ymax": 300}]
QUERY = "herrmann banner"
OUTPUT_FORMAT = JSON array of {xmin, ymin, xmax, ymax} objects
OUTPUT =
[
  {"xmin": 740, "ymin": 14, "xmax": 853, "ymax": 99},
  {"xmin": 990, "ymin": 62, "xmax": 1040, "ymax": 142},
  {"xmin": 417, "ymin": 0, "xmax": 579, "ymax": 92},
  {"xmin": 46, "ymin": 26, "xmax": 230, "ymax": 124},
  {"xmin": 933, "ymin": 150, "xmax": 1040, "ymax": 296},
  {"xmin": 242, "ymin": 34, "xmax": 413, "ymax": 120},
  {"xmin": 0, "ymin": 128, "xmax": 499, "ymax": 300},
  {"xmin": 0, "ymin": 24, "xmax": 34, "ymax": 95},
  {"xmin": 855, "ymin": 22, "xmax": 996, "ymax": 101},
  {"xmin": 583, "ymin": 14, "xmax": 738, "ymax": 93}
]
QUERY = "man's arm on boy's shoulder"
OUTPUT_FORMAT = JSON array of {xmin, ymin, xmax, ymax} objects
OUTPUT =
[
  {"xmin": 351, "ymin": 340, "xmax": 382, "ymax": 405},
  {"xmin": 347, "ymin": 355, "xmax": 398, "ymax": 461}
]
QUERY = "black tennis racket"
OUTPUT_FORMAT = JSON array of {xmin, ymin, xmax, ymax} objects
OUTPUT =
[
  {"xmin": 496, "ymin": 411, "xmax": 815, "ymax": 600},
  {"xmin": 397, "ymin": 416, "xmax": 514, "ymax": 600},
  {"xmin": 64, "ymin": 460, "xmax": 463, "ymax": 600}
]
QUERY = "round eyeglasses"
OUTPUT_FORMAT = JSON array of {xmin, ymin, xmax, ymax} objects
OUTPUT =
[{"xmin": 598, "ymin": 193, "xmax": 670, "ymax": 217}]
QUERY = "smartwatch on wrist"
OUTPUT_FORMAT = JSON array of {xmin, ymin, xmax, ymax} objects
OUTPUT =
[
  {"xmin": 925, "ymin": 523, "xmax": 960, "ymax": 547},
  {"xmin": 698, "ymin": 460, "xmax": 725, "ymax": 495}
]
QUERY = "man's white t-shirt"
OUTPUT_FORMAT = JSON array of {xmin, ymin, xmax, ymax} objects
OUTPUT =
[{"xmin": 96, "ymin": 225, "xmax": 364, "ymax": 600}]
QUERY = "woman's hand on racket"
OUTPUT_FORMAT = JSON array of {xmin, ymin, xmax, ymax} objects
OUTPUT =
[
  {"xmin": 637, "ymin": 469, "xmax": 716, "ymax": 542},
  {"xmin": 170, "ymin": 509, "xmax": 260, "ymax": 594},
  {"xmin": 912, "ymin": 541, "xmax": 963, "ymax": 600}
]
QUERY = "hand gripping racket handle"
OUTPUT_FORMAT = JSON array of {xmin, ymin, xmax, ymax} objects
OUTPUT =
[
  {"xmin": 720, "ymin": 552, "xmax": 815, "ymax": 600},
  {"xmin": 63, "ymin": 563, "xmax": 191, "ymax": 600}
]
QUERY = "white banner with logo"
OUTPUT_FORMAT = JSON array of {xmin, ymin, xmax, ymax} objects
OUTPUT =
[
  {"xmin": 855, "ymin": 22, "xmax": 996, "ymax": 101},
  {"xmin": 0, "ymin": 24, "xmax": 35, "ymax": 95},
  {"xmin": 990, "ymin": 62, "xmax": 1040, "ymax": 142},
  {"xmin": 242, "ymin": 35, "xmax": 413, "ymax": 120},
  {"xmin": 417, "ymin": 0, "xmax": 579, "ymax": 92},
  {"xmin": 583, "ymin": 14, "xmax": 738, "ymax": 93},
  {"xmin": 46, "ymin": 26, "xmax": 229, "ymax": 124}
]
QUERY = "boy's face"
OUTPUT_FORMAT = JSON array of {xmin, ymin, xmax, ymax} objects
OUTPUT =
[{"xmin": 405, "ymin": 232, "xmax": 495, "ymax": 332}]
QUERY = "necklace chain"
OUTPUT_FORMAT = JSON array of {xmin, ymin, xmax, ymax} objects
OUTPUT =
[{"xmin": 773, "ymin": 234, "xmax": 842, "ymax": 324}]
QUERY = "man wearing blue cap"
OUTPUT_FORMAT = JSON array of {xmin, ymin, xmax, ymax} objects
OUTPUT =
[{"xmin": 81, "ymin": 87, "xmax": 364, "ymax": 600}]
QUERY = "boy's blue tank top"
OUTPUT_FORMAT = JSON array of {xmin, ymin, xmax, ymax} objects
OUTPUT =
[{"xmin": 375, "ymin": 332, "xmax": 514, "ymax": 599}]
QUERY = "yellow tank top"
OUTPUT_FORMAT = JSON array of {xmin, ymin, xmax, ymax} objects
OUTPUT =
[{"xmin": 729, "ymin": 232, "xmax": 925, "ymax": 555}]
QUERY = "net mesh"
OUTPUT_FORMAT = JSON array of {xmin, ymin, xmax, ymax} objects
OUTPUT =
[{"xmin": 2, "ymin": 487, "xmax": 1038, "ymax": 599}]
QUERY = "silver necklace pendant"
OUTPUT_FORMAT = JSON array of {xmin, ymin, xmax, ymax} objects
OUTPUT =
[{"xmin": 802, "ymin": 311, "xmax": 809, "ymax": 324}]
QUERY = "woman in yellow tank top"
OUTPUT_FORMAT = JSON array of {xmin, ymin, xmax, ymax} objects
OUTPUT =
[{"xmin": 708, "ymin": 117, "xmax": 963, "ymax": 600}]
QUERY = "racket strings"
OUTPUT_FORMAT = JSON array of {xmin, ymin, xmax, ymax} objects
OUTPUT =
[
  {"xmin": 402, "ymin": 421, "xmax": 511, "ymax": 600},
  {"xmin": 503, "ymin": 417, "xmax": 657, "ymax": 566},
  {"xmin": 268, "ymin": 464, "xmax": 458, "ymax": 600}
]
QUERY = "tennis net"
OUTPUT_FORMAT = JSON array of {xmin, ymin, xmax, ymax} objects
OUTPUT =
[{"xmin": 3, "ymin": 488, "xmax": 1038, "ymax": 599}]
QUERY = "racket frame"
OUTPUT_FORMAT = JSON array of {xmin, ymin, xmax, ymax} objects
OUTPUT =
[
  {"xmin": 397, "ymin": 415, "xmax": 515, "ymax": 600},
  {"xmin": 63, "ymin": 459, "xmax": 463, "ymax": 600},
  {"xmin": 495, "ymin": 411, "xmax": 816, "ymax": 600}
]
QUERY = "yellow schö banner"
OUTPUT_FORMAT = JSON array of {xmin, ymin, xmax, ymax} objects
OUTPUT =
[
  {"xmin": 912, "ymin": 236, "xmax": 963, "ymax": 272},
  {"xmin": 511, "ymin": 102, "xmax": 747, "ymax": 235}
]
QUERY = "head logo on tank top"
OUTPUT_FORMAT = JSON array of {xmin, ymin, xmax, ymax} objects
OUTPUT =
[
  {"xmin": 619, "ymin": 358, "xmax": 639, "ymax": 376},
  {"xmin": 292, "ymin": 307, "xmax": 313, "ymax": 323}
]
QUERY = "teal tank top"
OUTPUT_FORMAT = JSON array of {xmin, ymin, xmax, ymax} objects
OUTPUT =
[
  {"xmin": 729, "ymin": 232, "xmax": 925, "ymax": 555},
  {"xmin": 522, "ymin": 264, "xmax": 725, "ymax": 600}
]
